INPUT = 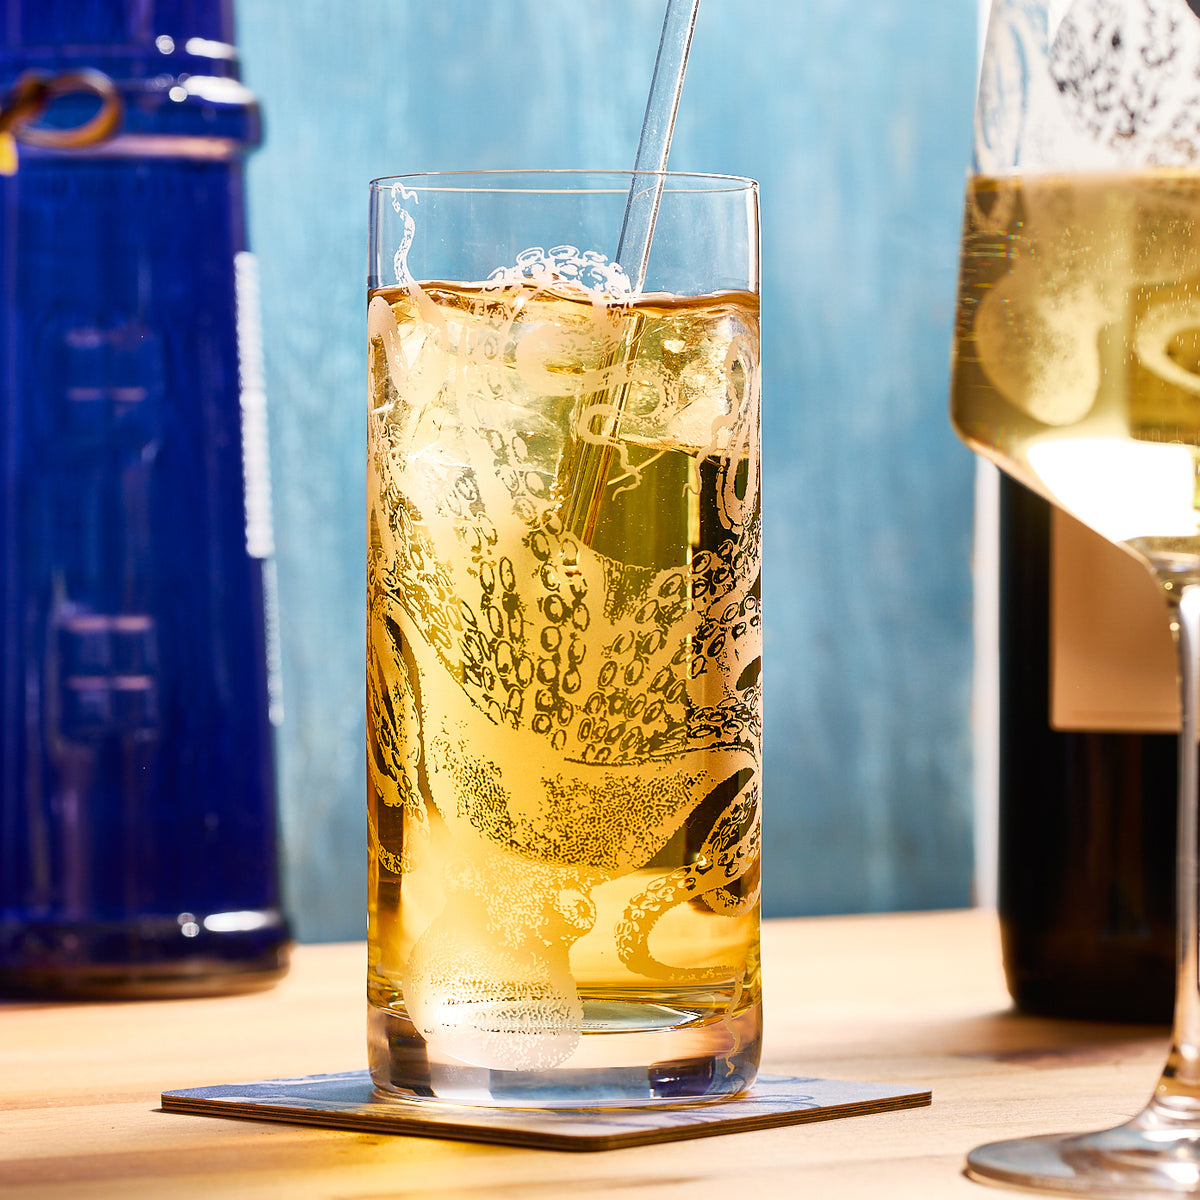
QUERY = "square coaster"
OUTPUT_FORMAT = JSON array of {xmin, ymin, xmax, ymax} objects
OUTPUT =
[{"xmin": 161, "ymin": 1071, "xmax": 931, "ymax": 1151}]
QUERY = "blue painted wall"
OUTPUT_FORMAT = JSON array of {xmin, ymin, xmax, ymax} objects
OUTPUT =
[{"xmin": 235, "ymin": 0, "xmax": 979, "ymax": 941}]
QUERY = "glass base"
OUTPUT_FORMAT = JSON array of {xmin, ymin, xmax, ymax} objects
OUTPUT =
[
  {"xmin": 966, "ymin": 1103, "xmax": 1200, "ymax": 1197},
  {"xmin": 0, "ymin": 954, "xmax": 290, "ymax": 999},
  {"xmin": 368, "ymin": 996, "xmax": 761, "ymax": 1108},
  {"xmin": 0, "ymin": 911, "xmax": 291, "ymax": 999}
]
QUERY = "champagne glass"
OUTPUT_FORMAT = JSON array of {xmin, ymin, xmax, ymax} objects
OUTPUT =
[{"xmin": 952, "ymin": 0, "xmax": 1200, "ymax": 1192}]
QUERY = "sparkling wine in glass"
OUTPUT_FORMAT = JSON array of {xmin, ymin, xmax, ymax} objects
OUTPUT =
[{"xmin": 952, "ymin": 0, "xmax": 1200, "ymax": 1192}]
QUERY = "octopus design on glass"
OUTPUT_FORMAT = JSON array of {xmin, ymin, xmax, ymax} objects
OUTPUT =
[
  {"xmin": 977, "ymin": 0, "xmax": 1200, "ymax": 173},
  {"xmin": 367, "ymin": 233, "xmax": 760, "ymax": 1071}
]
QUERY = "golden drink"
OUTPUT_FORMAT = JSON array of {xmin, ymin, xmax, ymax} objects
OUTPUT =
[
  {"xmin": 952, "ymin": 171, "xmax": 1200, "ymax": 570},
  {"xmin": 366, "ymin": 272, "xmax": 761, "ymax": 1105}
]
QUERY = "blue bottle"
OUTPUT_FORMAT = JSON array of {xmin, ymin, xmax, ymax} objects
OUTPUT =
[{"xmin": 0, "ymin": 0, "xmax": 290, "ymax": 996}]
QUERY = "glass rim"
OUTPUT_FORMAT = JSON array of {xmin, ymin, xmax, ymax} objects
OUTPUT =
[{"xmin": 368, "ymin": 168, "xmax": 758, "ymax": 196}]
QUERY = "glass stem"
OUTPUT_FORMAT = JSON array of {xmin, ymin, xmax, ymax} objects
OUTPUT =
[{"xmin": 1160, "ymin": 584, "xmax": 1200, "ymax": 1106}]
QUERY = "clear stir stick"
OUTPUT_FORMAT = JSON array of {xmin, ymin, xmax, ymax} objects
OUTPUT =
[
  {"xmin": 618, "ymin": 0, "xmax": 700, "ymax": 290},
  {"xmin": 562, "ymin": 0, "xmax": 700, "ymax": 541}
]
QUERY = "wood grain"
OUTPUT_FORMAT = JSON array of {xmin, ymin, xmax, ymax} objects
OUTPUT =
[{"xmin": 0, "ymin": 911, "xmax": 1170, "ymax": 1199}]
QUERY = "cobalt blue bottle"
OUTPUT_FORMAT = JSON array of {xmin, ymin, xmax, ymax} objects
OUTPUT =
[{"xmin": 0, "ymin": 0, "xmax": 290, "ymax": 996}]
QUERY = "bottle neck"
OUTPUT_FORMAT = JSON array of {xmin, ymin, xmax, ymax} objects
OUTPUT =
[{"xmin": 1, "ymin": 48, "xmax": 260, "ymax": 161}]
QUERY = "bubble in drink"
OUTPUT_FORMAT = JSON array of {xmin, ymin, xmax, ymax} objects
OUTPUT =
[{"xmin": 366, "ymin": 263, "xmax": 762, "ymax": 1100}]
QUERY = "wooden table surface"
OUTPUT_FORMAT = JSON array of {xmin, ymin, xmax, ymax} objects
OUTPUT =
[{"xmin": 0, "ymin": 909, "xmax": 1172, "ymax": 1200}]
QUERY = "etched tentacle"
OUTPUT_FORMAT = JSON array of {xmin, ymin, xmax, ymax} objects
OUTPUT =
[{"xmin": 614, "ymin": 779, "xmax": 760, "ymax": 981}]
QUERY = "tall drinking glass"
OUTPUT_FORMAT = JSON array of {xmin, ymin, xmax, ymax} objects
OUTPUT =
[
  {"xmin": 366, "ymin": 171, "xmax": 761, "ymax": 1107},
  {"xmin": 953, "ymin": 0, "xmax": 1200, "ymax": 1191}
]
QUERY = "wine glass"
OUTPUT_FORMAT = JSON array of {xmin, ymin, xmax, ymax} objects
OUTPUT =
[{"xmin": 952, "ymin": 0, "xmax": 1200, "ymax": 1193}]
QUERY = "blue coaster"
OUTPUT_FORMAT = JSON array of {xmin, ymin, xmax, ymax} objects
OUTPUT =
[{"xmin": 161, "ymin": 1071, "xmax": 931, "ymax": 1151}]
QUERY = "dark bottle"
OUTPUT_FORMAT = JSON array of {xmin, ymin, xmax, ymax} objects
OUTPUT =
[
  {"xmin": 0, "ymin": 0, "xmax": 290, "ymax": 997},
  {"xmin": 998, "ymin": 474, "xmax": 1175, "ymax": 1023}
]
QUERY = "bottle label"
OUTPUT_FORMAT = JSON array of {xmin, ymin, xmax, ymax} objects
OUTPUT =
[{"xmin": 1050, "ymin": 507, "xmax": 1178, "ymax": 731}]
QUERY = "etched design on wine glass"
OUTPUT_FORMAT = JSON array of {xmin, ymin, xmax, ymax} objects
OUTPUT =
[
  {"xmin": 978, "ymin": 0, "xmax": 1200, "ymax": 174},
  {"xmin": 967, "ymin": 174, "xmax": 1200, "ymax": 541}
]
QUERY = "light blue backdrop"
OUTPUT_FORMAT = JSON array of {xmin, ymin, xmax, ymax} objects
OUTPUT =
[{"xmin": 236, "ymin": 0, "xmax": 980, "ymax": 942}]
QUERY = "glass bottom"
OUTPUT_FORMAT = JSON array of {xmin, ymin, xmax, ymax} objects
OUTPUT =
[
  {"xmin": 966, "ymin": 1102, "xmax": 1200, "ymax": 1197},
  {"xmin": 0, "ymin": 911, "xmax": 291, "ymax": 999},
  {"xmin": 368, "ymin": 995, "xmax": 761, "ymax": 1108}
]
